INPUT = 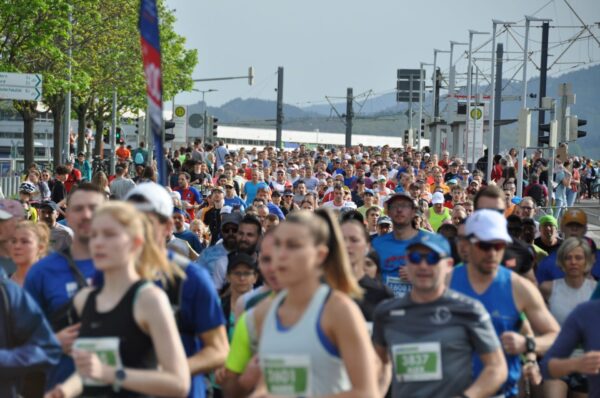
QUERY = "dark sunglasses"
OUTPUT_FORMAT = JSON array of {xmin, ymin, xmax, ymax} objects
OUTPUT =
[
  {"xmin": 472, "ymin": 240, "xmax": 506, "ymax": 252},
  {"xmin": 222, "ymin": 227, "xmax": 238, "ymax": 234},
  {"xmin": 407, "ymin": 251, "xmax": 441, "ymax": 266}
]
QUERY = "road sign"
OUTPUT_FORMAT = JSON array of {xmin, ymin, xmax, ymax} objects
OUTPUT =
[
  {"xmin": 0, "ymin": 72, "xmax": 43, "ymax": 101},
  {"xmin": 397, "ymin": 69, "xmax": 421, "ymax": 79},
  {"xmin": 173, "ymin": 105, "xmax": 187, "ymax": 142}
]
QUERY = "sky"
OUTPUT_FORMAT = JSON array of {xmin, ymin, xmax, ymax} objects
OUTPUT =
[{"xmin": 165, "ymin": 0, "xmax": 600, "ymax": 108}]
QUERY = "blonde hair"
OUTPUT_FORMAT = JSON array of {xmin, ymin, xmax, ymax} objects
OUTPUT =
[
  {"xmin": 93, "ymin": 202, "xmax": 180, "ymax": 282},
  {"xmin": 14, "ymin": 221, "xmax": 50, "ymax": 258},
  {"xmin": 556, "ymin": 237, "xmax": 594, "ymax": 274},
  {"xmin": 285, "ymin": 209, "xmax": 362, "ymax": 298}
]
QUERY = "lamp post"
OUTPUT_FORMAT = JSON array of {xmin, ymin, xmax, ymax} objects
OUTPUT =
[
  {"xmin": 466, "ymin": 30, "xmax": 489, "ymax": 170},
  {"xmin": 448, "ymin": 41, "xmax": 468, "ymax": 156},
  {"xmin": 432, "ymin": 49, "xmax": 449, "ymax": 156}
]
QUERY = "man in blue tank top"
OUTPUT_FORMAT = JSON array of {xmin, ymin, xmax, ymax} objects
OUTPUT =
[
  {"xmin": 372, "ymin": 192, "xmax": 432, "ymax": 297},
  {"xmin": 450, "ymin": 209, "xmax": 560, "ymax": 397}
]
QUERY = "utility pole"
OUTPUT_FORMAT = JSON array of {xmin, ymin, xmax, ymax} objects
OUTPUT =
[
  {"xmin": 489, "ymin": 20, "xmax": 515, "ymax": 182},
  {"xmin": 345, "ymin": 88, "xmax": 353, "ymax": 148},
  {"xmin": 418, "ymin": 62, "xmax": 432, "ymax": 151},
  {"xmin": 466, "ymin": 30, "xmax": 488, "ymax": 170},
  {"xmin": 110, "ymin": 90, "xmax": 117, "ymax": 175},
  {"xmin": 538, "ymin": 22, "xmax": 550, "ymax": 145},
  {"xmin": 449, "ymin": 41, "xmax": 468, "ymax": 156},
  {"xmin": 62, "ymin": 9, "xmax": 73, "ymax": 163},
  {"xmin": 432, "ymin": 49, "xmax": 448, "ymax": 155},
  {"xmin": 275, "ymin": 66, "xmax": 284, "ymax": 150},
  {"xmin": 493, "ymin": 43, "xmax": 504, "ymax": 160}
]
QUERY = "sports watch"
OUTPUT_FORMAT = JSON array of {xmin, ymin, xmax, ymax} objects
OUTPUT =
[
  {"xmin": 113, "ymin": 367, "xmax": 127, "ymax": 393},
  {"xmin": 525, "ymin": 336, "xmax": 536, "ymax": 354}
]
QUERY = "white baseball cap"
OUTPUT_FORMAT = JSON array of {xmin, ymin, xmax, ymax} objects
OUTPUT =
[
  {"xmin": 465, "ymin": 209, "xmax": 512, "ymax": 243},
  {"xmin": 125, "ymin": 182, "xmax": 174, "ymax": 219},
  {"xmin": 432, "ymin": 192, "xmax": 445, "ymax": 205}
]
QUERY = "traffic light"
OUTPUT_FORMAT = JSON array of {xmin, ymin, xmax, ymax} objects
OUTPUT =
[
  {"xmin": 538, "ymin": 120, "xmax": 558, "ymax": 147},
  {"xmin": 165, "ymin": 120, "xmax": 176, "ymax": 141},
  {"xmin": 567, "ymin": 116, "xmax": 587, "ymax": 141},
  {"xmin": 403, "ymin": 129, "xmax": 409, "ymax": 146},
  {"xmin": 420, "ymin": 118, "xmax": 425, "ymax": 138},
  {"xmin": 103, "ymin": 127, "xmax": 109, "ymax": 144},
  {"xmin": 135, "ymin": 117, "xmax": 140, "ymax": 134},
  {"xmin": 116, "ymin": 127, "xmax": 123, "ymax": 144},
  {"xmin": 212, "ymin": 117, "xmax": 219, "ymax": 136}
]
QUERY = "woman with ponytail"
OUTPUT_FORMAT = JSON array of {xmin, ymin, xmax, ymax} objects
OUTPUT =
[
  {"xmin": 249, "ymin": 209, "xmax": 378, "ymax": 397},
  {"xmin": 48, "ymin": 202, "xmax": 190, "ymax": 398}
]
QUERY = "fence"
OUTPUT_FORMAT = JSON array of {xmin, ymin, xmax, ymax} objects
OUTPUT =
[{"xmin": 0, "ymin": 176, "xmax": 21, "ymax": 199}]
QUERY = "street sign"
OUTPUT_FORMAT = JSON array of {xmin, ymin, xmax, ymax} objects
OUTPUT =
[
  {"xmin": 173, "ymin": 105, "xmax": 187, "ymax": 142},
  {"xmin": 0, "ymin": 72, "xmax": 43, "ymax": 101},
  {"xmin": 397, "ymin": 69, "xmax": 421, "ymax": 79}
]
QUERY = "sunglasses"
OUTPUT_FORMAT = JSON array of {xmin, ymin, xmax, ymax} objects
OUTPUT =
[
  {"xmin": 222, "ymin": 227, "xmax": 238, "ymax": 234},
  {"xmin": 472, "ymin": 240, "xmax": 506, "ymax": 252},
  {"xmin": 407, "ymin": 251, "xmax": 441, "ymax": 266}
]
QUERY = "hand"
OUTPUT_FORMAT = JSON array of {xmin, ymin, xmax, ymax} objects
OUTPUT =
[
  {"xmin": 523, "ymin": 361, "xmax": 542, "ymax": 385},
  {"xmin": 500, "ymin": 332, "xmax": 526, "ymax": 355},
  {"xmin": 577, "ymin": 351, "xmax": 600, "ymax": 375},
  {"xmin": 239, "ymin": 355, "xmax": 262, "ymax": 391},
  {"xmin": 44, "ymin": 386, "xmax": 66, "ymax": 398},
  {"xmin": 56, "ymin": 323, "xmax": 81, "ymax": 355},
  {"xmin": 398, "ymin": 267, "xmax": 409, "ymax": 282},
  {"xmin": 214, "ymin": 366, "xmax": 227, "ymax": 385},
  {"xmin": 72, "ymin": 349, "xmax": 113, "ymax": 383}
]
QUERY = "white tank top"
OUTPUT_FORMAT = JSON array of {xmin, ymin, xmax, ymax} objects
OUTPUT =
[
  {"xmin": 549, "ymin": 278, "xmax": 597, "ymax": 325},
  {"xmin": 259, "ymin": 285, "xmax": 351, "ymax": 397}
]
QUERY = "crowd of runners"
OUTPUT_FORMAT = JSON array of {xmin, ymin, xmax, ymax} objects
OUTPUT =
[{"xmin": 1, "ymin": 139, "xmax": 600, "ymax": 398}]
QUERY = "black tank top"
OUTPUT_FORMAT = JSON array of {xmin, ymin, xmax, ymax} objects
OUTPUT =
[{"xmin": 79, "ymin": 280, "xmax": 156, "ymax": 397}]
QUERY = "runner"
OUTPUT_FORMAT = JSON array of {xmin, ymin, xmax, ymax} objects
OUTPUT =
[
  {"xmin": 450, "ymin": 209, "xmax": 560, "ymax": 397},
  {"xmin": 48, "ymin": 202, "xmax": 190, "ymax": 397},
  {"xmin": 373, "ymin": 233, "xmax": 507, "ymax": 397},
  {"xmin": 125, "ymin": 182, "xmax": 229, "ymax": 398},
  {"xmin": 372, "ymin": 192, "xmax": 431, "ymax": 296},
  {"xmin": 250, "ymin": 209, "xmax": 378, "ymax": 397}
]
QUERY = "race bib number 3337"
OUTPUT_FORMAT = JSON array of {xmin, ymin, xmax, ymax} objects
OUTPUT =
[
  {"xmin": 262, "ymin": 355, "xmax": 311, "ymax": 396},
  {"xmin": 392, "ymin": 342, "xmax": 442, "ymax": 382}
]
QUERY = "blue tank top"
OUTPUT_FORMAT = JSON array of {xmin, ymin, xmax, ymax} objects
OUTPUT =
[{"xmin": 450, "ymin": 266, "xmax": 521, "ymax": 397}]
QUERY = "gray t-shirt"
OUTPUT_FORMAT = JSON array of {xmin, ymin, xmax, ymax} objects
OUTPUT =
[{"xmin": 373, "ymin": 289, "xmax": 500, "ymax": 398}]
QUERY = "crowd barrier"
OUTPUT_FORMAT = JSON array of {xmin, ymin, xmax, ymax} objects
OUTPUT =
[{"xmin": 0, "ymin": 176, "xmax": 20, "ymax": 199}]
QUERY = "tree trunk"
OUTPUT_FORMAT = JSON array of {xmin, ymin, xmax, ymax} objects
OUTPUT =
[
  {"xmin": 15, "ymin": 101, "xmax": 38, "ymax": 173},
  {"xmin": 94, "ymin": 119, "xmax": 104, "ymax": 158},
  {"xmin": 76, "ymin": 102, "xmax": 88, "ymax": 155}
]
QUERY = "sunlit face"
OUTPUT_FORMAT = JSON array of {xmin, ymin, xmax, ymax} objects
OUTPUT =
[
  {"xmin": 237, "ymin": 222, "xmax": 260, "ymax": 254},
  {"xmin": 178, "ymin": 174, "xmax": 189, "ymax": 187},
  {"xmin": 66, "ymin": 191, "xmax": 106, "ymax": 243},
  {"xmin": 9, "ymin": 228, "xmax": 42, "ymax": 267},
  {"xmin": 468, "ymin": 239, "xmax": 506, "ymax": 275},
  {"xmin": 366, "ymin": 210, "xmax": 379, "ymax": 227},
  {"xmin": 342, "ymin": 223, "xmax": 369, "ymax": 269},
  {"xmin": 258, "ymin": 234, "xmax": 280, "ymax": 290},
  {"xmin": 387, "ymin": 199, "xmax": 415, "ymax": 228},
  {"xmin": 519, "ymin": 199, "xmax": 535, "ymax": 219},
  {"xmin": 562, "ymin": 223, "xmax": 586, "ymax": 239},
  {"xmin": 541, "ymin": 223, "xmax": 557, "ymax": 242},
  {"xmin": 272, "ymin": 222, "xmax": 327, "ymax": 288},
  {"xmin": 405, "ymin": 245, "xmax": 449, "ymax": 293},
  {"xmin": 172, "ymin": 213, "xmax": 186, "ymax": 232},
  {"xmin": 90, "ymin": 214, "xmax": 139, "ymax": 271},
  {"xmin": 561, "ymin": 246, "xmax": 588, "ymax": 278},
  {"xmin": 456, "ymin": 224, "xmax": 469, "ymax": 262}
]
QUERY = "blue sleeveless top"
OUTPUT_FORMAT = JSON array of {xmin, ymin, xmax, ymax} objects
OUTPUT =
[{"xmin": 450, "ymin": 266, "xmax": 521, "ymax": 397}]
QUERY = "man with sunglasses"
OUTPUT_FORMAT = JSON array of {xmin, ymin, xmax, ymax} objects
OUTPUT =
[
  {"xmin": 372, "ymin": 193, "xmax": 431, "ymax": 297},
  {"xmin": 373, "ymin": 233, "xmax": 507, "ymax": 398},
  {"xmin": 450, "ymin": 209, "xmax": 560, "ymax": 398}
]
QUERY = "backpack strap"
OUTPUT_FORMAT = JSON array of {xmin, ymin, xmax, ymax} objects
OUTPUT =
[{"xmin": 58, "ymin": 249, "xmax": 88, "ymax": 289}]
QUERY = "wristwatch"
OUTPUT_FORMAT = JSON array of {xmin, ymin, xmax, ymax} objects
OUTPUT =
[
  {"xmin": 525, "ymin": 336, "xmax": 536, "ymax": 354},
  {"xmin": 113, "ymin": 367, "xmax": 126, "ymax": 393}
]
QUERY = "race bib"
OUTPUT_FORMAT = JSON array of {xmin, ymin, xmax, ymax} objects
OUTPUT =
[
  {"xmin": 74, "ymin": 337, "xmax": 122, "ymax": 386},
  {"xmin": 384, "ymin": 276, "xmax": 412, "ymax": 297},
  {"xmin": 392, "ymin": 342, "xmax": 442, "ymax": 382},
  {"xmin": 262, "ymin": 354, "xmax": 311, "ymax": 396}
]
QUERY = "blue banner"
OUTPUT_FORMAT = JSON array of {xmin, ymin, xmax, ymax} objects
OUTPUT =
[{"xmin": 139, "ymin": 0, "xmax": 166, "ymax": 186}]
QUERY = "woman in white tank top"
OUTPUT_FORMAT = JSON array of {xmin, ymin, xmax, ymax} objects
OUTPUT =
[
  {"xmin": 250, "ymin": 209, "xmax": 379, "ymax": 397},
  {"xmin": 540, "ymin": 237, "xmax": 597, "ymax": 398}
]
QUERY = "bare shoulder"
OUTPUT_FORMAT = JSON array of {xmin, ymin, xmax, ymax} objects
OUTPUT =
[
  {"xmin": 511, "ymin": 271, "xmax": 544, "ymax": 309},
  {"xmin": 133, "ymin": 282, "xmax": 169, "ymax": 309},
  {"xmin": 73, "ymin": 286, "xmax": 95, "ymax": 315},
  {"xmin": 252, "ymin": 294, "xmax": 275, "ymax": 337},
  {"xmin": 322, "ymin": 291, "xmax": 363, "ymax": 328}
]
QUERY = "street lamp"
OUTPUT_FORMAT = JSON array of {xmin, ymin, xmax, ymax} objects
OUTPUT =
[
  {"xmin": 466, "ymin": 30, "xmax": 489, "ymax": 169},
  {"xmin": 488, "ymin": 20, "xmax": 516, "ymax": 182}
]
